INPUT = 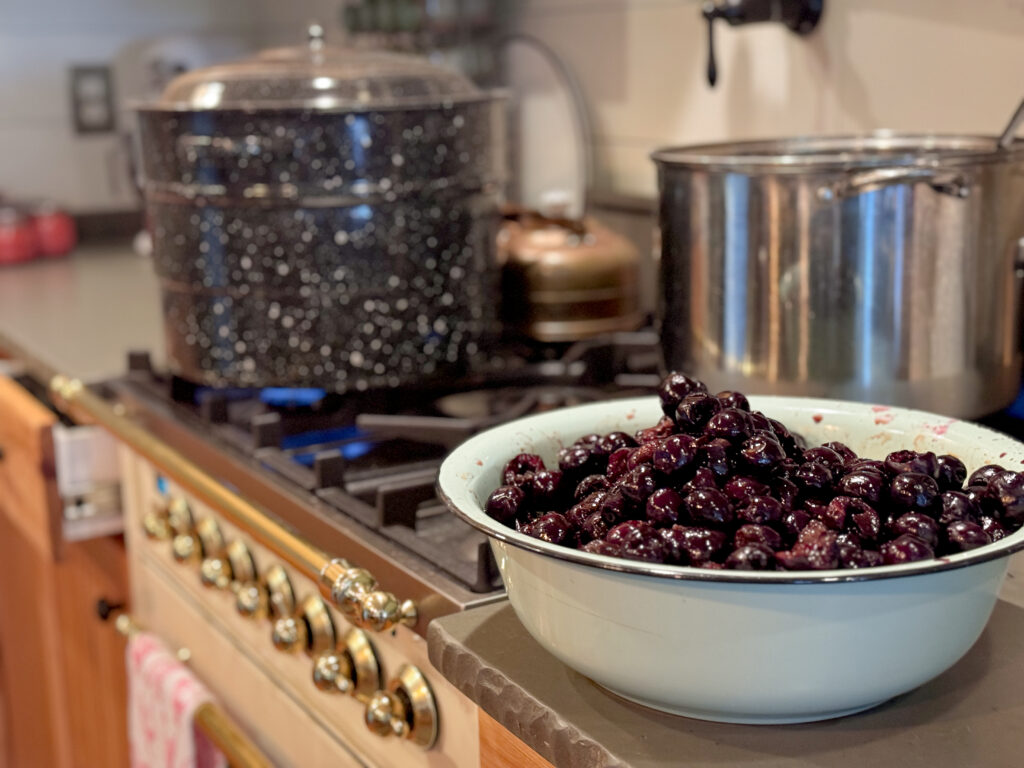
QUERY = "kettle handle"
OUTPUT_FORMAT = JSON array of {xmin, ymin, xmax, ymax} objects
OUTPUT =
[{"xmin": 818, "ymin": 167, "xmax": 970, "ymax": 201}]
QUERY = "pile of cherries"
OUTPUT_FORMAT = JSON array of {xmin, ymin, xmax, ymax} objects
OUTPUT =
[{"xmin": 484, "ymin": 373, "xmax": 1024, "ymax": 571}]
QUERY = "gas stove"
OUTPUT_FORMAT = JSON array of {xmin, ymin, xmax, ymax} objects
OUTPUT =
[{"xmin": 107, "ymin": 331, "xmax": 662, "ymax": 621}]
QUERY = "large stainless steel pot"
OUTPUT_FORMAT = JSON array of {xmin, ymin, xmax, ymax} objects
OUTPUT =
[
  {"xmin": 136, "ymin": 28, "xmax": 504, "ymax": 391},
  {"xmin": 653, "ymin": 133, "xmax": 1024, "ymax": 418}
]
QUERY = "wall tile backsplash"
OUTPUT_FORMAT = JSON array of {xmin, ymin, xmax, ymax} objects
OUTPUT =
[
  {"xmin": 2, "ymin": 0, "xmax": 1023, "ymax": 210},
  {"xmin": 0, "ymin": 0, "xmax": 343, "ymax": 212},
  {"xmin": 510, "ymin": 0, "xmax": 1024, "ymax": 198}
]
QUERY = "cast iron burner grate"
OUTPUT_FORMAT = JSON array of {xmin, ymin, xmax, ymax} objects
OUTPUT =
[{"xmin": 125, "ymin": 332, "xmax": 662, "ymax": 593}]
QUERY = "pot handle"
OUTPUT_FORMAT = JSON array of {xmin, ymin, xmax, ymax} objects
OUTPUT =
[{"xmin": 818, "ymin": 167, "xmax": 970, "ymax": 201}]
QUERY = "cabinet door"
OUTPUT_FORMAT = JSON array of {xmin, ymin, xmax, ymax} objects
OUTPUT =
[
  {"xmin": 0, "ymin": 511, "xmax": 71, "ymax": 768},
  {"xmin": 0, "ymin": 376, "xmax": 70, "ymax": 767},
  {"xmin": 0, "ymin": 375, "xmax": 129, "ymax": 768},
  {"xmin": 54, "ymin": 536, "xmax": 130, "ymax": 768}
]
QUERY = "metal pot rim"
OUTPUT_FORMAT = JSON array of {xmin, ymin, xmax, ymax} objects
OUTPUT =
[
  {"xmin": 131, "ymin": 89, "xmax": 508, "ymax": 115},
  {"xmin": 651, "ymin": 131, "xmax": 1024, "ymax": 171}
]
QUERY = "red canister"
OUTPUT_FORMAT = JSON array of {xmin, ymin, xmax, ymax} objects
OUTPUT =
[
  {"xmin": 30, "ymin": 201, "xmax": 76, "ymax": 257},
  {"xmin": 0, "ymin": 206, "xmax": 38, "ymax": 265}
]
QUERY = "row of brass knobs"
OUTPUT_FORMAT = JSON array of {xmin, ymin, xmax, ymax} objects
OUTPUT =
[{"xmin": 143, "ymin": 493, "xmax": 438, "ymax": 749}]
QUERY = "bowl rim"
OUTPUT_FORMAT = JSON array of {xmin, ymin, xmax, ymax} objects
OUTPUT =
[{"xmin": 437, "ymin": 395, "xmax": 1024, "ymax": 585}]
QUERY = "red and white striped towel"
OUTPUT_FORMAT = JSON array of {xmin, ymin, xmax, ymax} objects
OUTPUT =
[{"xmin": 126, "ymin": 632, "xmax": 228, "ymax": 768}]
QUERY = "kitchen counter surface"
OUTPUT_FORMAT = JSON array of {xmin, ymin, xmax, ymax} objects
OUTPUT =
[
  {"xmin": 0, "ymin": 245, "xmax": 164, "ymax": 382},
  {"xmin": 428, "ymin": 573, "xmax": 1024, "ymax": 768}
]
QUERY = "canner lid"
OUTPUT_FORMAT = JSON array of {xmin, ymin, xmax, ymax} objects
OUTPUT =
[{"xmin": 153, "ymin": 24, "xmax": 484, "ymax": 111}]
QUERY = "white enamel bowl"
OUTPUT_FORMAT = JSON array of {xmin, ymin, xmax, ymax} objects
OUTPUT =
[{"xmin": 438, "ymin": 396, "xmax": 1024, "ymax": 724}]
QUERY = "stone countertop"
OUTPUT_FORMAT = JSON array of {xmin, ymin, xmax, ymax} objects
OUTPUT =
[
  {"xmin": 0, "ymin": 245, "xmax": 164, "ymax": 382},
  {"xmin": 428, "ymin": 593, "xmax": 1024, "ymax": 768}
]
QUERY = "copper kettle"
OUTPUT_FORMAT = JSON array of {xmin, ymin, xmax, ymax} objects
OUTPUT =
[{"xmin": 499, "ymin": 208, "xmax": 643, "ymax": 343}]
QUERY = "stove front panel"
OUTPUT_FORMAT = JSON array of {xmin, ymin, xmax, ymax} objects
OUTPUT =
[{"xmin": 120, "ymin": 446, "xmax": 481, "ymax": 768}]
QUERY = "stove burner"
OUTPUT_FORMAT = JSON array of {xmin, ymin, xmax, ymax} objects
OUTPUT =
[
  {"xmin": 121, "ymin": 332, "xmax": 663, "ymax": 594},
  {"xmin": 260, "ymin": 387, "xmax": 327, "ymax": 409}
]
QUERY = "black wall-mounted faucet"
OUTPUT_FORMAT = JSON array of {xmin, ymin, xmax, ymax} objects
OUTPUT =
[{"xmin": 702, "ymin": 0, "xmax": 824, "ymax": 86}]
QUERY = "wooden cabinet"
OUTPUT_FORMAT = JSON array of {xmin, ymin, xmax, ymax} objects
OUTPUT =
[
  {"xmin": 0, "ymin": 375, "xmax": 129, "ymax": 768},
  {"xmin": 479, "ymin": 711, "xmax": 555, "ymax": 768}
]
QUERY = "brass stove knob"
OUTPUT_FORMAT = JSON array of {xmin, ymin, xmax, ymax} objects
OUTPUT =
[
  {"xmin": 201, "ymin": 540, "xmax": 256, "ymax": 590},
  {"xmin": 236, "ymin": 582, "xmax": 268, "ymax": 619},
  {"xmin": 313, "ymin": 653, "xmax": 354, "ymax": 695},
  {"xmin": 236, "ymin": 564, "xmax": 295, "ymax": 621},
  {"xmin": 312, "ymin": 627, "xmax": 381, "ymax": 700},
  {"xmin": 143, "ymin": 494, "xmax": 172, "ymax": 539},
  {"xmin": 364, "ymin": 665, "xmax": 438, "ymax": 750},
  {"xmin": 199, "ymin": 557, "xmax": 230, "ymax": 589},
  {"xmin": 142, "ymin": 510, "xmax": 171, "ymax": 540},
  {"xmin": 172, "ymin": 533, "xmax": 200, "ymax": 563},
  {"xmin": 273, "ymin": 595, "xmax": 335, "ymax": 656},
  {"xmin": 272, "ymin": 616, "xmax": 307, "ymax": 653},
  {"xmin": 173, "ymin": 517, "xmax": 223, "ymax": 566},
  {"xmin": 167, "ymin": 497, "xmax": 195, "ymax": 536}
]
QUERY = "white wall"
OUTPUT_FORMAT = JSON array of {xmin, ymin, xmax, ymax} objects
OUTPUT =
[
  {"xmin": 0, "ymin": 0, "xmax": 347, "ymax": 213},
  {"xmin": 510, "ymin": 0, "xmax": 1024, "ymax": 198}
]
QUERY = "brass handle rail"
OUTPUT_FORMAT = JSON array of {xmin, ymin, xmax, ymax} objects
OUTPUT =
[
  {"xmin": 52, "ymin": 375, "xmax": 417, "ymax": 633},
  {"xmin": 106, "ymin": 609, "xmax": 274, "ymax": 768}
]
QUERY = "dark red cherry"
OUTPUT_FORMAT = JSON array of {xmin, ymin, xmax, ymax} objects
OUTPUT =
[
  {"xmin": 795, "ymin": 461, "xmax": 835, "ymax": 496},
  {"xmin": 606, "ymin": 447, "xmax": 632, "ymax": 480},
  {"xmin": 880, "ymin": 534, "xmax": 934, "ymax": 564},
  {"xmin": 605, "ymin": 520, "xmax": 666, "ymax": 562},
  {"xmin": 529, "ymin": 470, "xmax": 564, "ymax": 509},
  {"xmin": 658, "ymin": 373, "xmax": 707, "ymax": 417},
  {"xmin": 682, "ymin": 467, "xmax": 719, "ymax": 493},
  {"xmin": 579, "ymin": 511, "xmax": 612, "ymax": 544},
  {"xmin": 674, "ymin": 393, "xmax": 722, "ymax": 432},
  {"xmin": 938, "ymin": 491, "xmax": 981, "ymax": 525},
  {"xmin": 725, "ymin": 544, "xmax": 775, "ymax": 570},
  {"xmin": 802, "ymin": 446, "xmax": 845, "ymax": 475},
  {"xmin": 837, "ymin": 470, "xmax": 887, "ymax": 506},
  {"xmin": 935, "ymin": 455, "xmax": 968, "ymax": 491},
  {"xmin": 652, "ymin": 434, "xmax": 699, "ymax": 477},
  {"xmin": 968, "ymin": 464, "xmax": 1005, "ymax": 488},
  {"xmin": 502, "ymin": 453, "xmax": 545, "ymax": 486},
  {"xmin": 884, "ymin": 450, "xmax": 938, "ymax": 478},
  {"xmin": 581, "ymin": 540, "xmax": 621, "ymax": 556},
  {"xmin": 980, "ymin": 515, "xmax": 1009, "ymax": 542},
  {"xmin": 635, "ymin": 417, "xmax": 676, "ymax": 445},
  {"xmin": 945, "ymin": 520, "xmax": 992, "ymax": 553},
  {"xmin": 734, "ymin": 524, "xmax": 783, "ymax": 550},
  {"xmin": 486, "ymin": 485, "xmax": 526, "ymax": 525},
  {"xmin": 985, "ymin": 470, "xmax": 1024, "ymax": 525},
  {"xmin": 646, "ymin": 488, "xmax": 685, "ymax": 527},
  {"xmin": 822, "ymin": 441, "xmax": 857, "ymax": 464},
  {"xmin": 889, "ymin": 472, "xmax": 939, "ymax": 514},
  {"xmin": 739, "ymin": 434, "xmax": 787, "ymax": 472},
  {"xmin": 574, "ymin": 474, "xmax": 610, "ymax": 502},
  {"xmin": 619, "ymin": 464, "xmax": 657, "ymax": 504},
  {"xmin": 684, "ymin": 488, "xmax": 734, "ymax": 526},
  {"xmin": 716, "ymin": 390, "xmax": 751, "ymax": 411},
  {"xmin": 737, "ymin": 495, "xmax": 784, "ymax": 525},
  {"xmin": 700, "ymin": 437, "xmax": 734, "ymax": 476},
  {"xmin": 660, "ymin": 525, "xmax": 727, "ymax": 565},
  {"xmin": 705, "ymin": 409, "xmax": 751, "ymax": 442},
  {"xmin": 723, "ymin": 475, "xmax": 770, "ymax": 505},
  {"xmin": 890, "ymin": 512, "xmax": 940, "ymax": 549},
  {"xmin": 521, "ymin": 512, "xmax": 571, "ymax": 544}
]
